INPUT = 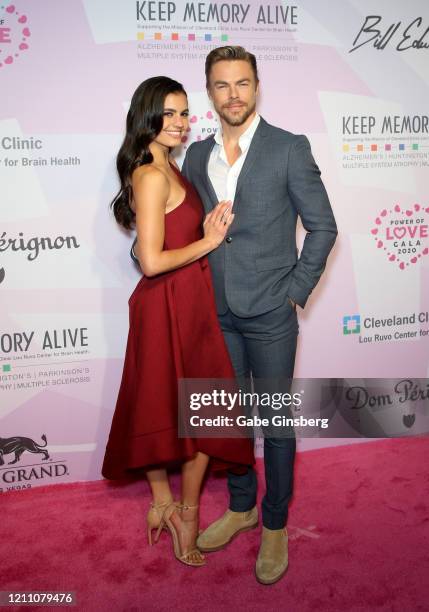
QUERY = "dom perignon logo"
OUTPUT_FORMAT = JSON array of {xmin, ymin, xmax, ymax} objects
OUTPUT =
[
  {"xmin": 0, "ymin": 433, "xmax": 69, "ymax": 492},
  {"xmin": 0, "ymin": 232, "xmax": 80, "ymax": 285}
]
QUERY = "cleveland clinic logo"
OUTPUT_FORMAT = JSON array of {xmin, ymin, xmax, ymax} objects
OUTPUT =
[
  {"xmin": 0, "ymin": 3, "xmax": 30, "ymax": 69},
  {"xmin": 343, "ymin": 315, "xmax": 361, "ymax": 335}
]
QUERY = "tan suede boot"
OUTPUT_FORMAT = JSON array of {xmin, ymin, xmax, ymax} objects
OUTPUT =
[
  {"xmin": 255, "ymin": 526, "xmax": 288, "ymax": 585},
  {"xmin": 196, "ymin": 507, "xmax": 258, "ymax": 552}
]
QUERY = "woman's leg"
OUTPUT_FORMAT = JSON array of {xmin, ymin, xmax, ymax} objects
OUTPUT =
[
  {"xmin": 181, "ymin": 452, "xmax": 210, "ymax": 506},
  {"xmin": 145, "ymin": 468, "xmax": 174, "ymax": 544},
  {"xmin": 146, "ymin": 468, "xmax": 173, "ymax": 504},
  {"xmin": 171, "ymin": 452, "xmax": 210, "ymax": 563},
  {"xmin": 145, "ymin": 454, "xmax": 209, "ymax": 507}
]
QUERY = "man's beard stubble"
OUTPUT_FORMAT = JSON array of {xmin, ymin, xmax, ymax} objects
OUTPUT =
[{"xmin": 217, "ymin": 101, "xmax": 256, "ymax": 127}]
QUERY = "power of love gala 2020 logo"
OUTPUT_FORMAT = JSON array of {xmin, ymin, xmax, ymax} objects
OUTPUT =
[
  {"xmin": 371, "ymin": 204, "xmax": 429, "ymax": 270},
  {"xmin": 0, "ymin": 4, "xmax": 30, "ymax": 68}
]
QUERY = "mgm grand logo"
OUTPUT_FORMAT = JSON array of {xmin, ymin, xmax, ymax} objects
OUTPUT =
[{"xmin": 0, "ymin": 433, "xmax": 69, "ymax": 491}]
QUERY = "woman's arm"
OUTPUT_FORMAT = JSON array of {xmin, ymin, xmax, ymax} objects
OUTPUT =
[{"xmin": 132, "ymin": 166, "xmax": 233, "ymax": 277}]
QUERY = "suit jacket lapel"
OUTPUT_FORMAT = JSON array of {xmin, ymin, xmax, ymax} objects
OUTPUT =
[
  {"xmin": 200, "ymin": 136, "xmax": 218, "ymax": 208},
  {"xmin": 234, "ymin": 118, "xmax": 268, "ymax": 202}
]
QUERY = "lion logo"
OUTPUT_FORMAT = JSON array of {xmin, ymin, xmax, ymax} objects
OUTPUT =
[{"xmin": 0, "ymin": 434, "xmax": 50, "ymax": 465}]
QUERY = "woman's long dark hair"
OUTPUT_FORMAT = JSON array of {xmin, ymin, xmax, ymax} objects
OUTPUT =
[{"xmin": 111, "ymin": 76, "xmax": 186, "ymax": 229}]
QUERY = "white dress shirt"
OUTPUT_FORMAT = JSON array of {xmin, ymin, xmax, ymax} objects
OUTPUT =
[{"xmin": 208, "ymin": 113, "xmax": 260, "ymax": 204}]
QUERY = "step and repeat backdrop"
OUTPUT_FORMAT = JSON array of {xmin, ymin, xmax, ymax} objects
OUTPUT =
[{"xmin": 0, "ymin": 0, "xmax": 428, "ymax": 492}]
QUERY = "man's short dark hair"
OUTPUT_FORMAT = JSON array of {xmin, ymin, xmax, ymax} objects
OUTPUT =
[{"xmin": 205, "ymin": 46, "xmax": 259, "ymax": 87}]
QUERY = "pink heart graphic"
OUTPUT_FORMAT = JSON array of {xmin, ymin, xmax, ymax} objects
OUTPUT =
[
  {"xmin": 393, "ymin": 227, "xmax": 406, "ymax": 239},
  {"xmin": 206, "ymin": 111, "xmax": 214, "ymax": 119},
  {"xmin": 190, "ymin": 115, "xmax": 197, "ymax": 124},
  {"xmin": 0, "ymin": 10, "xmax": 30, "ymax": 70},
  {"xmin": 371, "ymin": 203, "xmax": 429, "ymax": 270}
]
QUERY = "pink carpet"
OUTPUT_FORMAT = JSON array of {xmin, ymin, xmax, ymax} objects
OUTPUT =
[{"xmin": 2, "ymin": 437, "xmax": 429, "ymax": 612}]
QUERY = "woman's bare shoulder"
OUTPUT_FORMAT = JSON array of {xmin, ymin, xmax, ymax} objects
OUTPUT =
[
  {"xmin": 132, "ymin": 164, "xmax": 169, "ymax": 192},
  {"xmin": 130, "ymin": 165, "xmax": 170, "ymax": 215}
]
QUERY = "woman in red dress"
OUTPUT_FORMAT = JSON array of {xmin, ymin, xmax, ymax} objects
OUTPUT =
[{"xmin": 102, "ymin": 77, "xmax": 254, "ymax": 567}]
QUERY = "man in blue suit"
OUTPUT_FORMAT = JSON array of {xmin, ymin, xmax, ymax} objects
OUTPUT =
[{"xmin": 182, "ymin": 46, "xmax": 337, "ymax": 584}]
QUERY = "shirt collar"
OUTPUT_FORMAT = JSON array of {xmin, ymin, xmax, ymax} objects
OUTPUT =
[{"xmin": 214, "ymin": 112, "xmax": 260, "ymax": 152}]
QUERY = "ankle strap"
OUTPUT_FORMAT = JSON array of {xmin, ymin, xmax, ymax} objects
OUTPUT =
[
  {"xmin": 150, "ymin": 500, "xmax": 173, "ymax": 509},
  {"xmin": 179, "ymin": 503, "xmax": 199, "ymax": 510}
]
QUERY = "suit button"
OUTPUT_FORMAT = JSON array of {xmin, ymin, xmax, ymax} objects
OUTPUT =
[{"xmin": 226, "ymin": 236, "xmax": 232, "ymax": 243}]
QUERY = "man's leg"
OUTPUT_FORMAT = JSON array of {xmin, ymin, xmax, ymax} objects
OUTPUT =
[
  {"xmin": 262, "ymin": 437, "xmax": 296, "ymax": 529},
  {"xmin": 227, "ymin": 301, "xmax": 298, "ymax": 584},
  {"xmin": 231, "ymin": 299, "xmax": 298, "ymax": 584},
  {"xmin": 219, "ymin": 309, "xmax": 258, "ymax": 513},
  {"xmin": 196, "ymin": 309, "xmax": 258, "ymax": 552},
  {"xmin": 234, "ymin": 300, "xmax": 298, "ymax": 529}
]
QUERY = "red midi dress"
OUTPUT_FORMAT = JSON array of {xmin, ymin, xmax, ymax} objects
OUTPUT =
[{"xmin": 102, "ymin": 165, "xmax": 254, "ymax": 479}]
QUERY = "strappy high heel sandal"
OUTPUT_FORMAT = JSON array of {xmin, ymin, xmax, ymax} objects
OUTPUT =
[
  {"xmin": 156, "ymin": 502, "xmax": 206, "ymax": 567},
  {"xmin": 146, "ymin": 500, "xmax": 173, "ymax": 546}
]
